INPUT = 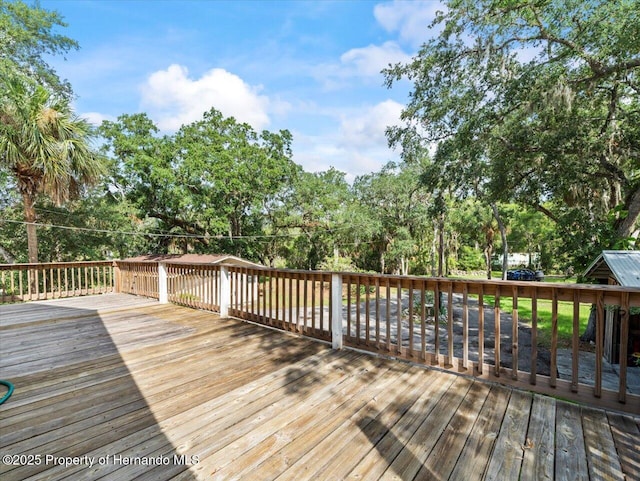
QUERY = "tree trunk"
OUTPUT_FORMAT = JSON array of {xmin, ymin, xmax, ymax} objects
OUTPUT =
[
  {"xmin": 491, "ymin": 203, "xmax": 508, "ymax": 280},
  {"xmin": 0, "ymin": 244, "xmax": 16, "ymax": 263},
  {"xmin": 580, "ymin": 304, "xmax": 597, "ymax": 343},
  {"xmin": 484, "ymin": 226, "xmax": 494, "ymax": 280},
  {"xmin": 437, "ymin": 213, "xmax": 445, "ymax": 277},
  {"xmin": 485, "ymin": 245, "xmax": 493, "ymax": 279},
  {"xmin": 431, "ymin": 223, "xmax": 438, "ymax": 276},
  {"xmin": 400, "ymin": 256, "xmax": 409, "ymax": 276},
  {"xmin": 616, "ymin": 185, "xmax": 640, "ymax": 240},
  {"xmin": 22, "ymin": 191, "xmax": 38, "ymax": 263}
]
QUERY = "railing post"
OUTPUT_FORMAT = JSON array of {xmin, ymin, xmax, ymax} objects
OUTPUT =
[
  {"xmin": 158, "ymin": 262, "xmax": 168, "ymax": 304},
  {"xmin": 112, "ymin": 261, "xmax": 121, "ymax": 293},
  {"xmin": 220, "ymin": 266, "xmax": 230, "ymax": 317},
  {"xmin": 331, "ymin": 273, "xmax": 343, "ymax": 350}
]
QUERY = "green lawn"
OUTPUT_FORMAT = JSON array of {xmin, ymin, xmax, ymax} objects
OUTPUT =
[
  {"xmin": 484, "ymin": 295, "xmax": 591, "ymax": 349},
  {"xmin": 451, "ymin": 272, "xmax": 587, "ymax": 348},
  {"xmin": 453, "ymin": 271, "xmax": 577, "ymax": 283}
]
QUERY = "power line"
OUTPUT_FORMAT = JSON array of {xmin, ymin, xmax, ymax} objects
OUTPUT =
[
  {"xmin": 0, "ymin": 218, "xmax": 286, "ymax": 240},
  {"xmin": 0, "ymin": 218, "xmax": 373, "ymax": 241}
]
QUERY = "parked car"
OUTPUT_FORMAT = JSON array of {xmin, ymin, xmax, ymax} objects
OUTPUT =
[{"xmin": 507, "ymin": 269, "xmax": 544, "ymax": 281}]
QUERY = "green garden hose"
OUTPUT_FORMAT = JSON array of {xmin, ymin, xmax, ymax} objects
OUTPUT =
[{"xmin": 0, "ymin": 380, "xmax": 14, "ymax": 405}]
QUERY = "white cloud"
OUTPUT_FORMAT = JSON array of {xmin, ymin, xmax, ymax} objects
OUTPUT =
[
  {"xmin": 291, "ymin": 100, "xmax": 404, "ymax": 180},
  {"xmin": 140, "ymin": 64, "xmax": 272, "ymax": 131},
  {"xmin": 312, "ymin": 41, "xmax": 411, "ymax": 91},
  {"xmin": 339, "ymin": 100, "xmax": 403, "ymax": 149},
  {"xmin": 81, "ymin": 111, "xmax": 115, "ymax": 127},
  {"xmin": 338, "ymin": 100, "xmax": 404, "ymax": 175},
  {"xmin": 292, "ymin": 132, "xmax": 344, "ymax": 174},
  {"xmin": 374, "ymin": 0, "xmax": 444, "ymax": 48},
  {"xmin": 340, "ymin": 41, "xmax": 411, "ymax": 77}
]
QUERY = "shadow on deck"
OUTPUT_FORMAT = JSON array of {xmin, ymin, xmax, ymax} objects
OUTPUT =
[{"xmin": 0, "ymin": 295, "xmax": 198, "ymax": 481}]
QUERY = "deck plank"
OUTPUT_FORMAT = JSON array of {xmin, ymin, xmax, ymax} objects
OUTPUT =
[
  {"xmin": 211, "ymin": 363, "xmax": 415, "ymax": 481},
  {"xmin": 483, "ymin": 389, "xmax": 532, "ymax": 481},
  {"xmin": 414, "ymin": 381, "xmax": 490, "ymax": 480},
  {"xmin": 520, "ymin": 394, "xmax": 556, "ymax": 480},
  {"xmin": 378, "ymin": 376, "xmax": 473, "ymax": 480},
  {"xmin": 201, "ymin": 360, "xmax": 405, "ymax": 481},
  {"xmin": 607, "ymin": 412, "xmax": 640, "ymax": 480},
  {"xmin": 0, "ymin": 294, "xmax": 637, "ymax": 481},
  {"xmin": 255, "ymin": 364, "xmax": 421, "ymax": 481},
  {"xmin": 555, "ymin": 402, "xmax": 589, "ymax": 481},
  {"xmin": 344, "ymin": 366, "xmax": 457, "ymax": 481},
  {"xmin": 447, "ymin": 385, "xmax": 511, "ymax": 481},
  {"xmin": 582, "ymin": 407, "xmax": 625, "ymax": 481}
]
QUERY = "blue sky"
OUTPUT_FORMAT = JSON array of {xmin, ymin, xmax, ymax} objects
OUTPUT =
[{"xmin": 43, "ymin": 0, "xmax": 444, "ymax": 180}]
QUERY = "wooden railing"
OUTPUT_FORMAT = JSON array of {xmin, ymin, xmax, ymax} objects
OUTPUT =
[
  {"xmin": 166, "ymin": 263, "xmax": 220, "ymax": 311},
  {"xmin": 339, "ymin": 273, "xmax": 640, "ymax": 413},
  {"xmin": 0, "ymin": 261, "xmax": 114, "ymax": 302},
  {"xmin": 228, "ymin": 267, "xmax": 332, "ymax": 342},
  {"xmin": 116, "ymin": 261, "xmax": 159, "ymax": 299}
]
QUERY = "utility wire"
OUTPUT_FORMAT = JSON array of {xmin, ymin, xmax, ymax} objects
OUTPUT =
[{"xmin": 0, "ymin": 218, "xmax": 374, "ymax": 241}]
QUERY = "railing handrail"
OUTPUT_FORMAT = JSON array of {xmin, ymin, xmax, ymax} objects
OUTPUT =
[{"xmin": 0, "ymin": 260, "xmax": 115, "ymax": 270}]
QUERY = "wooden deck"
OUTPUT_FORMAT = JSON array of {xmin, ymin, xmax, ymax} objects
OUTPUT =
[{"xmin": 0, "ymin": 294, "xmax": 638, "ymax": 481}]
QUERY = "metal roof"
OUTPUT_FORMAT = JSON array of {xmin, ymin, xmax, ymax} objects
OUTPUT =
[{"xmin": 583, "ymin": 250, "xmax": 640, "ymax": 287}]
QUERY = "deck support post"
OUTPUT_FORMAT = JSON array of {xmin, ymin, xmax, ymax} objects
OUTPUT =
[
  {"xmin": 331, "ymin": 273, "xmax": 343, "ymax": 350},
  {"xmin": 220, "ymin": 266, "xmax": 230, "ymax": 317},
  {"xmin": 158, "ymin": 262, "xmax": 168, "ymax": 304}
]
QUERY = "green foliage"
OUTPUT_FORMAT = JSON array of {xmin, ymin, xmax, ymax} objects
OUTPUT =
[
  {"xmin": 353, "ymin": 160, "xmax": 432, "ymax": 274},
  {"xmin": 318, "ymin": 254, "xmax": 358, "ymax": 273},
  {"xmin": 1, "ymin": 78, "xmax": 103, "ymax": 201},
  {"xmin": 385, "ymin": 0, "xmax": 640, "ymax": 272},
  {"xmin": 0, "ymin": 0, "xmax": 78, "ymax": 97},
  {"xmin": 454, "ymin": 246, "xmax": 485, "ymax": 271},
  {"xmin": 174, "ymin": 109, "xmax": 297, "ymax": 259},
  {"xmin": 4, "ymin": 0, "xmax": 637, "ymax": 271},
  {"xmin": 0, "ymin": 2, "xmax": 109, "ymax": 263},
  {"xmin": 0, "ymin": 76, "xmax": 104, "ymax": 262},
  {"xmin": 274, "ymin": 168, "xmax": 354, "ymax": 269},
  {"xmin": 0, "ymin": 185, "xmax": 146, "ymax": 263},
  {"xmin": 98, "ymin": 109, "xmax": 298, "ymax": 262}
]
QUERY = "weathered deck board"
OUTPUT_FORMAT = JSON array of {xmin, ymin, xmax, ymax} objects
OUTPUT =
[
  {"xmin": 343, "ymin": 371, "xmax": 456, "ymax": 481},
  {"xmin": 378, "ymin": 376, "xmax": 473, "ymax": 480},
  {"xmin": 0, "ymin": 294, "xmax": 638, "ymax": 481},
  {"xmin": 521, "ymin": 394, "xmax": 556, "ymax": 480},
  {"xmin": 607, "ymin": 412, "xmax": 640, "ymax": 480},
  {"xmin": 483, "ymin": 390, "xmax": 532, "ymax": 481},
  {"xmin": 414, "ymin": 381, "xmax": 489, "ymax": 480},
  {"xmin": 555, "ymin": 402, "xmax": 589, "ymax": 481},
  {"xmin": 447, "ymin": 385, "xmax": 511, "ymax": 481},
  {"xmin": 582, "ymin": 407, "xmax": 626, "ymax": 481}
]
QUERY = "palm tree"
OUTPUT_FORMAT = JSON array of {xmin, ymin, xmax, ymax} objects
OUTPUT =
[{"xmin": 0, "ymin": 78, "xmax": 104, "ymax": 262}]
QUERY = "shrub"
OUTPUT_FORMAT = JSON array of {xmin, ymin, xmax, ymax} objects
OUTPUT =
[{"xmin": 457, "ymin": 246, "xmax": 485, "ymax": 271}]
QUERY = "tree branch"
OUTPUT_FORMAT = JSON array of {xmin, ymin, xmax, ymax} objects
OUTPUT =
[
  {"xmin": 528, "ymin": 7, "xmax": 607, "ymax": 76},
  {"xmin": 149, "ymin": 211, "xmax": 211, "ymax": 245},
  {"xmin": 534, "ymin": 203, "xmax": 559, "ymax": 223}
]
